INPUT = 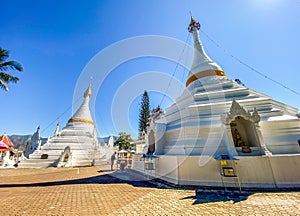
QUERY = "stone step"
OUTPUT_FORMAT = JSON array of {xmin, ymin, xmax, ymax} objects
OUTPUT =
[
  {"xmin": 29, "ymin": 154, "xmax": 61, "ymax": 160},
  {"xmin": 41, "ymin": 147, "xmax": 95, "ymax": 151},
  {"xmin": 19, "ymin": 158, "xmax": 105, "ymax": 168},
  {"xmin": 18, "ymin": 159, "xmax": 58, "ymax": 168},
  {"xmin": 29, "ymin": 151, "xmax": 99, "ymax": 159}
]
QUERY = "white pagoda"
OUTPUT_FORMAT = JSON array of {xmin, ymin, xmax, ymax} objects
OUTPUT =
[
  {"xmin": 132, "ymin": 17, "xmax": 300, "ymax": 189},
  {"xmin": 20, "ymin": 86, "xmax": 100, "ymax": 168},
  {"xmin": 23, "ymin": 126, "xmax": 42, "ymax": 158}
]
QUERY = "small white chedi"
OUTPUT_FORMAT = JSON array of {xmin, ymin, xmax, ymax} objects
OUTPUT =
[
  {"xmin": 132, "ymin": 17, "xmax": 300, "ymax": 189},
  {"xmin": 23, "ymin": 126, "xmax": 42, "ymax": 159},
  {"xmin": 20, "ymin": 86, "xmax": 101, "ymax": 168}
]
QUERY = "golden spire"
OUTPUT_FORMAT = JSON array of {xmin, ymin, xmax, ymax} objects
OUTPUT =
[
  {"xmin": 68, "ymin": 86, "xmax": 94, "ymax": 126},
  {"xmin": 186, "ymin": 16, "xmax": 226, "ymax": 87},
  {"xmin": 190, "ymin": 16, "xmax": 196, "ymax": 25},
  {"xmin": 84, "ymin": 86, "xmax": 92, "ymax": 97}
]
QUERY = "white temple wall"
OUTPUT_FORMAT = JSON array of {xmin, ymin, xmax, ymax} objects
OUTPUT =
[
  {"xmin": 267, "ymin": 155, "xmax": 300, "ymax": 187},
  {"xmin": 132, "ymin": 154, "xmax": 145, "ymax": 172},
  {"xmin": 132, "ymin": 154, "xmax": 300, "ymax": 188},
  {"xmin": 132, "ymin": 155, "xmax": 179, "ymax": 185},
  {"xmin": 235, "ymin": 155, "xmax": 300, "ymax": 188},
  {"xmin": 176, "ymin": 156, "xmax": 222, "ymax": 186},
  {"xmin": 154, "ymin": 155, "xmax": 179, "ymax": 185},
  {"xmin": 235, "ymin": 156, "xmax": 276, "ymax": 188}
]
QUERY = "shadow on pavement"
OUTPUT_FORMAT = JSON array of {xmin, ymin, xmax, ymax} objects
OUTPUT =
[
  {"xmin": 0, "ymin": 169, "xmax": 156, "ymax": 189},
  {"xmin": 181, "ymin": 191, "xmax": 253, "ymax": 204},
  {"xmin": 0, "ymin": 168, "xmax": 274, "ymax": 205}
]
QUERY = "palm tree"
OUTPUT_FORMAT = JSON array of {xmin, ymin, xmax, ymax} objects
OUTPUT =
[{"xmin": 0, "ymin": 47, "xmax": 23, "ymax": 91}]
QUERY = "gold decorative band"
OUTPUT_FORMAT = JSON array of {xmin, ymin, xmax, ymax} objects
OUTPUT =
[
  {"xmin": 68, "ymin": 118, "xmax": 94, "ymax": 125},
  {"xmin": 186, "ymin": 70, "xmax": 226, "ymax": 87}
]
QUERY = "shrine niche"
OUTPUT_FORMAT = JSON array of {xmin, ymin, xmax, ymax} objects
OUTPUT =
[
  {"xmin": 57, "ymin": 146, "xmax": 71, "ymax": 167},
  {"xmin": 222, "ymin": 99, "xmax": 263, "ymax": 154},
  {"xmin": 147, "ymin": 130, "xmax": 155, "ymax": 155},
  {"xmin": 230, "ymin": 116, "xmax": 257, "ymax": 153}
]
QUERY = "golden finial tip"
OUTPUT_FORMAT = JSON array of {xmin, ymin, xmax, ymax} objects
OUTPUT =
[{"xmin": 84, "ymin": 86, "xmax": 92, "ymax": 97}]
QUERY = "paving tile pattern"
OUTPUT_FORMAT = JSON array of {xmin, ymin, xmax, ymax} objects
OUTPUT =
[{"xmin": 0, "ymin": 166, "xmax": 299, "ymax": 215}]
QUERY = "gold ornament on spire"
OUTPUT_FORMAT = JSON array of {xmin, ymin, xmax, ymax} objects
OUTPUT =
[
  {"xmin": 188, "ymin": 16, "xmax": 200, "ymax": 32},
  {"xmin": 84, "ymin": 86, "xmax": 92, "ymax": 97}
]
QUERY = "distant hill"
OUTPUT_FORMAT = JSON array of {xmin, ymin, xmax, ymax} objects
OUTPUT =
[{"xmin": 8, "ymin": 135, "xmax": 31, "ymax": 150}]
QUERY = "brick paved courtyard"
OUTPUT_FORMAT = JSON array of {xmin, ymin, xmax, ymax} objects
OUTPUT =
[{"xmin": 0, "ymin": 165, "xmax": 299, "ymax": 215}]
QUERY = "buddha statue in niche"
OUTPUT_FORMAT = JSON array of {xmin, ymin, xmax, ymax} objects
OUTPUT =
[{"xmin": 233, "ymin": 128, "xmax": 245, "ymax": 147}]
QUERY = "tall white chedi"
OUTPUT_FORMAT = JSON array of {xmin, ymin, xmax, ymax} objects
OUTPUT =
[
  {"xmin": 132, "ymin": 17, "xmax": 300, "ymax": 189},
  {"xmin": 147, "ymin": 17, "xmax": 300, "ymax": 157},
  {"xmin": 20, "ymin": 86, "xmax": 99, "ymax": 168}
]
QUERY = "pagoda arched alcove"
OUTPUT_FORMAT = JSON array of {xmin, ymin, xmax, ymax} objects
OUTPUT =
[
  {"xmin": 147, "ymin": 130, "xmax": 155, "ymax": 155},
  {"xmin": 222, "ymin": 100, "xmax": 271, "ymax": 156},
  {"xmin": 230, "ymin": 116, "xmax": 260, "ymax": 152},
  {"xmin": 57, "ymin": 146, "xmax": 72, "ymax": 167}
]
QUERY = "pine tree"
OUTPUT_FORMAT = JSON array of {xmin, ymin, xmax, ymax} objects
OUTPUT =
[{"xmin": 138, "ymin": 90, "xmax": 150, "ymax": 136}]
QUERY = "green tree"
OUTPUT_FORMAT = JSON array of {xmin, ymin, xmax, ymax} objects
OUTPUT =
[
  {"xmin": 114, "ymin": 132, "xmax": 133, "ymax": 151},
  {"xmin": 138, "ymin": 90, "xmax": 150, "ymax": 135},
  {"xmin": 0, "ymin": 47, "xmax": 23, "ymax": 91}
]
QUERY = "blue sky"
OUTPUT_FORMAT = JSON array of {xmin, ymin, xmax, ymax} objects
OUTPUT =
[{"xmin": 1, "ymin": 0, "xmax": 300, "ymax": 139}]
